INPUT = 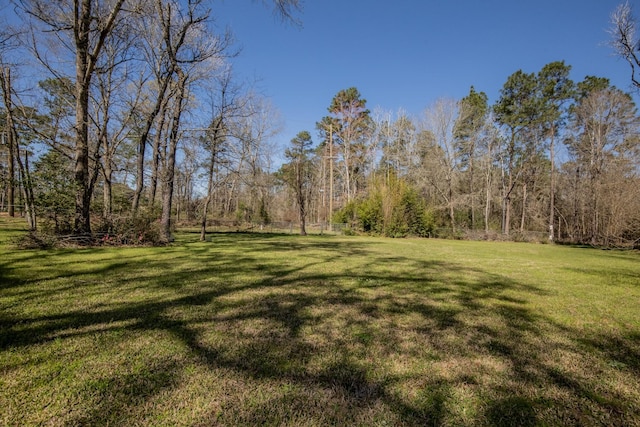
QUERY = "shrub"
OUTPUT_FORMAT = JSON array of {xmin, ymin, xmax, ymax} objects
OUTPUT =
[
  {"xmin": 332, "ymin": 174, "xmax": 436, "ymax": 238},
  {"xmin": 357, "ymin": 194, "xmax": 383, "ymax": 234},
  {"xmin": 32, "ymin": 151, "xmax": 75, "ymax": 234},
  {"xmin": 95, "ymin": 210, "xmax": 165, "ymax": 246},
  {"xmin": 333, "ymin": 201, "xmax": 358, "ymax": 227}
]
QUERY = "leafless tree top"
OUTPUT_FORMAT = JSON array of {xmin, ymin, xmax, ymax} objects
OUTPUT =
[{"xmin": 610, "ymin": 1, "xmax": 640, "ymax": 90}]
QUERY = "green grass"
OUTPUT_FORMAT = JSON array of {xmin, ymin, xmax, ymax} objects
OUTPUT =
[{"xmin": 1, "ymin": 214, "xmax": 639, "ymax": 426}]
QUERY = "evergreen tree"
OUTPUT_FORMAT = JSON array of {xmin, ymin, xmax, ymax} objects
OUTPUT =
[
  {"xmin": 320, "ymin": 87, "xmax": 373, "ymax": 203},
  {"xmin": 280, "ymin": 131, "xmax": 315, "ymax": 235},
  {"xmin": 32, "ymin": 150, "xmax": 75, "ymax": 233},
  {"xmin": 454, "ymin": 86, "xmax": 489, "ymax": 229},
  {"xmin": 493, "ymin": 70, "xmax": 541, "ymax": 235},
  {"xmin": 536, "ymin": 61, "xmax": 574, "ymax": 240}
]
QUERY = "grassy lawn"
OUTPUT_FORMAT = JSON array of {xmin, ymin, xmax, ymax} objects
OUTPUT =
[{"xmin": 1, "ymin": 215, "xmax": 639, "ymax": 426}]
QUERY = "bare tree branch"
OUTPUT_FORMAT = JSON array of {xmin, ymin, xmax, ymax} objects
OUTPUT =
[{"xmin": 610, "ymin": 1, "xmax": 640, "ymax": 90}]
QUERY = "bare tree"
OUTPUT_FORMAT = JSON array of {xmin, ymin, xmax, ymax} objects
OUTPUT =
[
  {"xmin": 421, "ymin": 98, "xmax": 460, "ymax": 231},
  {"xmin": 266, "ymin": 0, "xmax": 303, "ymax": 23},
  {"xmin": 234, "ymin": 94, "xmax": 281, "ymax": 223},
  {"xmin": 610, "ymin": 2, "xmax": 640, "ymax": 90},
  {"xmin": 131, "ymin": 0, "xmax": 298, "ymax": 215},
  {"xmin": 480, "ymin": 116, "xmax": 501, "ymax": 234},
  {"xmin": 130, "ymin": 0, "xmax": 228, "ymax": 214},
  {"xmin": 174, "ymin": 133, "xmax": 201, "ymax": 223},
  {"xmin": 199, "ymin": 67, "xmax": 248, "ymax": 240},
  {"xmin": 0, "ymin": 68, "xmax": 16, "ymax": 218},
  {"xmin": 565, "ymin": 78, "xmax": 639, "ymax": 244},
  {"xmin": 1, "ymin": 67, "xmax": 36, "ymax": 229},
  {"xmin": 0, "ymin": 16, "xmax": 20, "ymax": 218},
  {"xmin": 375, "ymin": 108, "xmax": 417, "ymax": 180},
  {"xmin": 92, "ymin": 18, "xmax": 141, "ymax": 220}
]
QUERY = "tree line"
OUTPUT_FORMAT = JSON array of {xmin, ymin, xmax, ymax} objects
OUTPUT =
[
  {"xmin": 2, "ymin": 1, "xmax": 640, "ymax": 247},
  {"xmin": 281, "ymin": 71, "xmax": 639, "ymax": 246}
]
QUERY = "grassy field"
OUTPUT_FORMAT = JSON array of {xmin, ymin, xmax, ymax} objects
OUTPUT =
[{"xmin": 1, "ymin": 215, "xmax": 639, "ymax": 426}]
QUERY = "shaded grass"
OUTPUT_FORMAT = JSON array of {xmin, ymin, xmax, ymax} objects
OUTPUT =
[{"xmin": 1, "ymin": 215, "xmax": 640, "ymax": 426}]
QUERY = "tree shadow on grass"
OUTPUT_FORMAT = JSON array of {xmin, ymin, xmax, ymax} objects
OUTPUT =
[
  {"xmin": 485, "ymin": 396, "xmax": 537, "ymax": 427},
  {"xmin": 580, "ymin": 332, "xmax": 640, "ymax": 375},
  {"xmin": 70, "ymin": 357, "xmax": 181, "ymax": 425},
  {"xmin": 2, "ymin": 233, "xmax": 640, "ymax": 425}
]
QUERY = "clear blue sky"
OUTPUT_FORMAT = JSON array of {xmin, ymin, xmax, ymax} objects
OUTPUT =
[{"xmin": 215, "ymin": 0, "xmax": 635, "ymax": 155}]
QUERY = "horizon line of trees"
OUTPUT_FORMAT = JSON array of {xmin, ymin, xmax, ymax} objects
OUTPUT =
[
  {"xmin": 279, "ymin": 67, "xmax": 639, "ymax": 246},
  {"xmin": 1, "ymin": 1, "xmax": 640, "ymax": 247}
]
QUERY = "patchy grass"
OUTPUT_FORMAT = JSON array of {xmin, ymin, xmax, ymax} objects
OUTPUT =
[{"xmin": 1, "ymin": 215, "xmax": 639, "ymax": 426}]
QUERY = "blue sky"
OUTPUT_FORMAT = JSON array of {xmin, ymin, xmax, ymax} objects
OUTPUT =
[{"xmin": 215, "ymin": 0, "xmax": 635, "ymax": 153}]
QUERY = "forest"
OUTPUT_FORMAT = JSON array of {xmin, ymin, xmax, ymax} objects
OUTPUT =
[{"xmin": 1, "ymin": 0, "xmax": 640, "ymax": 247}]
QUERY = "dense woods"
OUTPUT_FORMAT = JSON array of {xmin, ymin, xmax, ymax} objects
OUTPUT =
[{"xmin": 1, "ymin": 0, "xmax": 639, "ymax": 247}]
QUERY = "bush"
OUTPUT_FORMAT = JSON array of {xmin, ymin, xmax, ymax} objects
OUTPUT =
[
  {"xmin": 95, "ymin": 210, "xmax": 165, "ymax": 246},
  {"xmin": 357, "ymin": 195, "xmax": 383, "ymax": 234},
  {"xmin": 332, "ymin": 174, "xmax": 436, "ymax": 238},
  {"xmin": 333, "ymin": 201, "xmax": 358, "ymax": 227},
  {"xmin": 391, "ymin": 186, "xmax": 435, "ymax": 237},
  {"xmin": 341, "ymin": 226, "xmax": 357, "ymax": 236}
]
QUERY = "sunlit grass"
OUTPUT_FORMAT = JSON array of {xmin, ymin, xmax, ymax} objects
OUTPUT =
[{"xmin": 1, "ymin": 215, "xmax": 639, "ymax": 425}]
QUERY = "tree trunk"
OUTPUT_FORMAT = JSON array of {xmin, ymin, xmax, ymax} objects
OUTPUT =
[
  {"xmin": 484, "ymin": 168, "xmax": 492, "ymax": 234},
  {"xmin": 148, "ymin": 97, "xmax": 171, "ymax": 208},
  {"xmin": 549, "ymin": 127, "xmax": 555, "ymax": 242},
  {"xmin": 343, "ymin": 148, "xmax": 352, "ymax": 203},
  {"xmin": 12, "ymin": 140, "xmax": 36, "ymax": 230},
  {"xmin": 72, "ymin": 0, "xmax": 125, "ymax": 235},
  {"xmin": 7, "ymin": 142, "xmax": 15, "ymax": 217},
  {"xmin": 1, "ymin": 68, "xmax": 15, "ymax": 217},
  {"xmin": 591, "ymin": 175, "xmax": 599, "ymax": 245},
  {"xmin": 200, "ymin": 192, "xmax": 211, "ymax": 241},
  {"xmin": 200, "ymin": 153, "xmax": 216, "ymax": 241},
  {"xmin": 160, "ymin": 71, "xmax": 187, "ymax": 243},
  {"xmin": 297, "ymin": 164, "xmax": 307, "ymax": 236},
  {"xmin": 299, "ymin": 211, "xmax": 307, "ymax": 235},
  {"xmin": 73, "ymin": 90, "xmax": 91, "ymax": 235},
  {"xmin": 132, "ymin": 75, "xmax": 174, "ymax": 214},
  {"xmin": 448, "ymin": 179, "xmax": 455, "ymax": 232},
  {"xmin": 20, "ymin": 150, "xmax": 37, "ymax": 230},
  {"xmin": 501, "ymin": 132, "xmax": 518, "ymax": 236},
  {"xmin": 469, "ymin": 155, "xmax": 475, "ymax": 229},
  {"xmin": 103, "ymin": 163, "xmax": 113, "ymax": 218},
  {"xmin": 504, "ymin": 193, "xmax": 511, "ymax": 235},
  {"xmin": 160, "ymin": 145, "xmax": 176, "ymax": 242},
  {"xmin": 148, "ymin": 129, "xmax": 161, "ymax": 208},
  {"xmin": 502, "ymin": 163, "xmax": 516, "ymax": 236},
  {"xmin": 131, "ymin": 133, "xmax": 146, "ymax": 213},
  {"xmin": 1, "ymin": 67, "xmax": 35, "ymax": 229},
  {"xmin": 520, "ymin": 182, "xmax": 527, "ymax": 232},
  {"xmin": 298, "ymin": 178, "xmax": 307, "ymax": 235}
]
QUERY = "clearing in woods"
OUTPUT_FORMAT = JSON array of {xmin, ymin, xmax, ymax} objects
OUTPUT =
[{"xmin": 1, "ymin": 215, "xmax": 639, "ymax": 425}]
